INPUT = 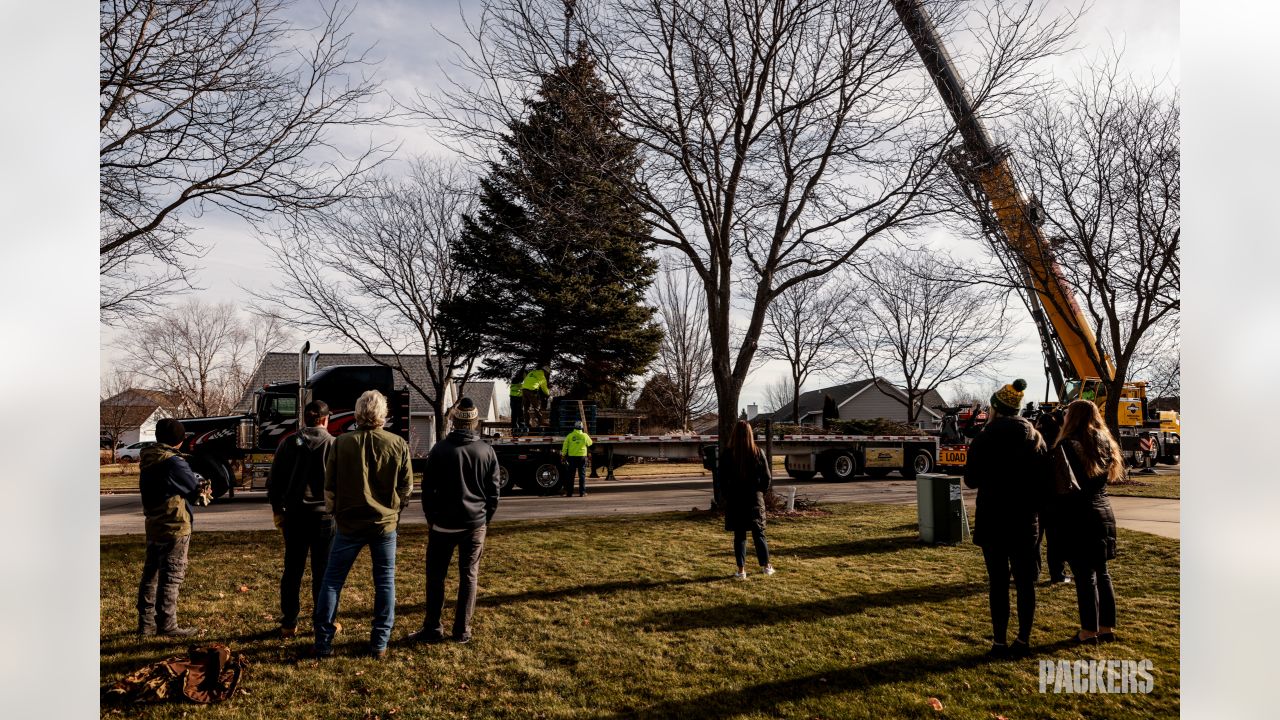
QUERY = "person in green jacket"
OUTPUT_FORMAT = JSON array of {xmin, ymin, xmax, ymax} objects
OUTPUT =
[
  {"xmin": 561, "ymin": 421, "xmax": 593, "ymax": 497},
  {"xmin": 509, "ymin": 370, "xmax": 526, "ymax": 435},
  {"xmin": 311, "ymin": 390, "xmax": 412, "ymax": 660},
  {"xmin": 521, "ymin": 366, "xmax": 550, "ymax": 430}
]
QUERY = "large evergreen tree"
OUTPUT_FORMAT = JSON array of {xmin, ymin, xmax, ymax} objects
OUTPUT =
[{"xmin": 448, "ymin": 46, "xmax": 661, "ymax": 403}]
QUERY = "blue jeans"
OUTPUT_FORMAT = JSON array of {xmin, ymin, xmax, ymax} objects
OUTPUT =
[
  {"xmin": 733, "ymin": 528, "xmax": 770, "ymax": 569},
  {"xmin": 313, "ymin": 530, "xmax": 397, "ymax": 653}
]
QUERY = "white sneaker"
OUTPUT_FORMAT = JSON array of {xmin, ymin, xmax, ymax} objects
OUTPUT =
[
  {"xmin": 761, "ymin": 565, "xmax": 776, "ymax": 576},
  {"xmin": 733, "ymin": 570, "xmax": 747, "ymax": 580}
]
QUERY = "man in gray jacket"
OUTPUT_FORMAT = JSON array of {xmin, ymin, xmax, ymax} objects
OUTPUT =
[
  {"xmin": 268, "ymin": 400, "xmax": 335, "ymax": 639},
  {"xmin": 410, "ymin": 397, "xmax": 501, "ymax": 644}
]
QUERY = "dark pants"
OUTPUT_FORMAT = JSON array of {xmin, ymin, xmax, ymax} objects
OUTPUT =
[
  {"xmin": 566, "ymin": 456, "xmax": 587, "ymax": 495},
  {"xmin": 137, "ymin": 534, "xmax": 191, "ymax": 632},
  {"xmin": 733, "ymin": 528, "xmax": 770, "ymax": 569},
  {"xmin": 1036, "ymin": 517, "xmax": 1067, "ymax": 581},
  {"xmin": 423, "ymin": 526, "xmax": 487, "ymax": 640},
  {"xmin": 510, "ymin": 395, "xmax": 524, "ymax": 431},
  {"xmin": 1067, "ymin": 557, "xmax": 1117, "ymax": 632},
  {"xmin": 279, "ymin": 512, "xmax": 335, "ymax": 629},
  {"xmin": 522, "ymin": 389, "xmax": 546, "ymax": 428},
  {"xmin": 981, "ymin": 543, "xmax": 1038, "ymax": 644}
]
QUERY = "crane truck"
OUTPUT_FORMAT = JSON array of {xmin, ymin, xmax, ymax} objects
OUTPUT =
[{"xmin": 889, "ymin": 0, "xmax": 1179, "ymax": 470}]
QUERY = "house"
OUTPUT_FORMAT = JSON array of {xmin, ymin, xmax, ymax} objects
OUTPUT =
[
  {"xmin": 236, "ymin": 353, "xmax": 502, "ymax": 458},
  {"xmin": 100, "ymin": 389, "xmax": 180, "ymax": 447},
  {"xmin": 764, "ymin": 378, "xmax": 947, "ymax": 429}
]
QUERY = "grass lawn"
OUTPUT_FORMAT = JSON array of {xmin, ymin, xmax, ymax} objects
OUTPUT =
[
  {"xmin": 101, "ymin": 464, "xmax": 140, "ymax": 492},
  {"xmin": 1108, "ymin": 467, "xmax": 1180, "ymax": 499},
  {"xmin": 100, "ymin": 503, "xmax": 1178, "ymax": 719}
]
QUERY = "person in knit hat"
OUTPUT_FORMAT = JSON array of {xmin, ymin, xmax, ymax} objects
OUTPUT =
[
  {"xmin": 411, "ymin": 397, "xmax": 501, "ymax": 645},
  {"xmin": 963, "ymin": 378, "xmax": 1049, "ymax": 658}
]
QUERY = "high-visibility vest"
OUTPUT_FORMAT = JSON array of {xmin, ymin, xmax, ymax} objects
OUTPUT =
[
  {"xmin": 522, "ymin": 369, "xmax": 549, "ymax": 394},
  {"xmin": 510, "ymin": 382, "xmax": 523, "ymax": 398},
  {"xmin": 562, "ymin": 429, "xmax": 593, "ymax": 457}
]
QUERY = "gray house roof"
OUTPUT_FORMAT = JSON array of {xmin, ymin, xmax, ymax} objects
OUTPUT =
[
  {"xmin": 765, "ymin": 378, "xmax": 947, "ymax": 423},
  {"xmin": 236, "ymin": 352, "xmax": 498, "ymax": 420}
]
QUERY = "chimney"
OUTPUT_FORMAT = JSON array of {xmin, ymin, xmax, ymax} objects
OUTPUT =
[{"xmin": 746, "ymin": 403, "xmax": 758, "ymax": 420}]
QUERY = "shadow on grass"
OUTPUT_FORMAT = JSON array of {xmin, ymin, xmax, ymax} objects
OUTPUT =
[
  {"xmin": 636, "ymin": 580, "xmax": 985, "ymax": 632},
  {"xmin": 613, "ymin": 637, "xmax": 1081, "ymax": 719},
  {"xmin": 392, "ymin": 574, "xmax": 723, "ymax": 618},
  {"xmin": 613, "ymin": 651, "xmax": 995, "ymax": 719},
  {"xmin": 783, "ymin": 535, "xmax": 921, "ymax": 559}
]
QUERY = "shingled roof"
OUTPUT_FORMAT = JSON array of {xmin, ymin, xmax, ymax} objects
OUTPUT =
[
  {"xmin": 763, "ymin": 378, "xmax": 946, "ymax": 423},
  {"xmin": 235, "ymin": 352, "xmax": 498, "ymax": 419}
]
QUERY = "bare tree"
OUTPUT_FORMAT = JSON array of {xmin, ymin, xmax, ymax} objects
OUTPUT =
[
  {"xmin": 253, "ymin": 159, "xmax": 480, "ymax": 440},
  {"xmin": 426, "ymin": 0, "xmax": 1075, "ymax": 437},
  {"xmin": 650, "ymin": 259, "xmax": 715, "ymax": 430},
  {"xmin": 99, "ymin": 369, "xmax": 142, "ymax": 458},
  {"xmin": 1129, "ymin": 318, "xmax": 1179, "ymax": 402},
  {"xmin": 844, "ymin": 247, "xmax": 1017, "ymax": 424},
  {"xmin": 99, "ymin": 0, "xmax": 392, "ymax": 322},
  {"xmin": 118, "ymin": 300, "xmax": 289, "ymax": 416},
  {"xmin": 759, "ymin": 275, "xmax": 851, "ymax": 427},
  {"xmin": 763, "ymin": 375, "xmax": 796, "ymax": 417},
  {"xmin": 977, "ymin": 54, "xmax": 1180, "ymax": 435}
]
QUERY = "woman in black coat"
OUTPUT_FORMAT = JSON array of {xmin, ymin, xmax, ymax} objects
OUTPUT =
[
  {"xmin": 1053, "ymin": 400, "xmax": 1121, "ymax": 644},
  {"xmin": 721, "ymin": 420, "xmax": 774, "ymax": 580}
]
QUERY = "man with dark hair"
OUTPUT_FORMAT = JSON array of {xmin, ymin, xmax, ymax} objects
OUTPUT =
[
  {"xmin": 963, "ymin": 379, "xmax": 1049, "ymax": 658},
  {"xmin": 268, "ymin": 400, "xmax": 336, "ymax": 639},
  {"xmin": 137, "ymin": 417, "xmax": 211, "ymax": 637},
  {"xmin": 410, "ymin": 397, "xmax": 501, "ymax": 645}
]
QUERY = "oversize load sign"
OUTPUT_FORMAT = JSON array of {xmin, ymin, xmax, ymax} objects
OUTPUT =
[
  {"xmin": 864, "ymin": 447, "xmax": 904, "ymax": 468},
  {"xmin": 940, "ymin": 447, "xmax": 967, "ymax": 466}
]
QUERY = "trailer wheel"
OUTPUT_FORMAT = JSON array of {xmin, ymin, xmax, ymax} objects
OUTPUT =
[
  {"xmin": 901, "ymin": 449, "xmax": 934, "ymax": 479},
  {"xmin": 820, "ymin": 451, "xmax": 858, "ymax": 482},
  {"xmin": 530, "ymin": 462, "xmax": 563, "ymax": 495},
  {"xmin": 498, "ymin": 464, "xmax": 517, "ymax": 495},
  {"xmin": 865, "ymin": 468, "xmax": 891, "ymax": 479}
]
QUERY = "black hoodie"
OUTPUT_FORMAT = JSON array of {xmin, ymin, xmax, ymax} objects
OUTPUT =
[
  {"xmin": 963, "ymin": 414, "xmax": 1049, "ymax": 549},
  {"xmin": 268, "ymin": 426, "xmax": 335, "ymax": 515},
  {"xmin": 422, "ymin": 429, "xmax": 501, "ymax": 530}
]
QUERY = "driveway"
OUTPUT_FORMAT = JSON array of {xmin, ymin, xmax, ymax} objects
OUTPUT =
[{"xmin": 100, "ymin": 474, "xmax": 1179, "ymax": 539}]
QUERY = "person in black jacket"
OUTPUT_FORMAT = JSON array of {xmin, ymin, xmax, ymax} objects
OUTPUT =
[
  {"xmin": 721, "ymin": 420, "xmax": 775, "ymax": 580},
  {"xmin": 1033, "ymin": 407, "xmax": 1070, "ymax": 585},
  {"xmin": 1052, "ymin": 399, "xmax": 1121, "ymax": 644},
  {"xmin": 267, "ymin": 400, "xmax": 336, "ymax": 639},
  {"xmin": 963, "ymin": 379, "xmax": 1048, "ymax": 658},
  {"xmin": 410, "ymin": 398, "xmax": 501, "ymax": 644}
]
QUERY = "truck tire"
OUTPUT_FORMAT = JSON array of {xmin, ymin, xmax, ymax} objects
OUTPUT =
[
  {"xmin": 865, "ymin": 468, "xmax": 891, "ymax": 479},
  {"xmin": 498, "ymin": 464, "xmax": 517, "ymax": 495},
  {"xmin": 188, "ymin": 455, "xmax": 232, "ymax": 500},
  {"xmin": 820, "ymin": 451, "xmax": 858, "ymax": 482},
  {"xmin": 529, "ymin": 461, "xmax": 564, "ymax": 496},
  {"xmin": 900, "ymin": 449, "xmax": 934, "ymax": 480}
]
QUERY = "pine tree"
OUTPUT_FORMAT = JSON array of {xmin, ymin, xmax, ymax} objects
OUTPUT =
[{"xmin": 448, "ymin": 45, "xmax": 661, "ymax": 404}]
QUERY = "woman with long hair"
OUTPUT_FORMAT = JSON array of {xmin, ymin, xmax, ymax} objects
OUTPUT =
[
  {"xmin": 721, "ymin": 420, "xmax": 775, "ymax": 580},
  {"xmin": 1054, "ymin": 400, "xmax": 1123, "ymax": 644}
]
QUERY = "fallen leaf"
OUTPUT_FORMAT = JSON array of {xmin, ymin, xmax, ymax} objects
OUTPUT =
[
  {"xmin": 928, "ymin": 697, "xmax": 944, "ymax": 711},
  {"xmin": 238, "ymin": 585, "xmax": 250, "ymax": 593},
  {"xmin": 355, "ymin": 670, "xmax": 365, "ymax": 677}
]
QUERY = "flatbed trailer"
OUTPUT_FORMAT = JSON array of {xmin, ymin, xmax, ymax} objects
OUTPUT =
[{"xmin": 485, "ymin": 433, "xmax": 940, "ymax": 495}]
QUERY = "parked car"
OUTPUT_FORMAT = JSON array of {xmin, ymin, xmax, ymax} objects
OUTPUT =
[{"xmin": 114, "ymin": 441, "xmax": 152, "ymax": 463}]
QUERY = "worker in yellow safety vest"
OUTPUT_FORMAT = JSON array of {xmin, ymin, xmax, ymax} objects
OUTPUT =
[
  {"xmin": 509, "ymin": 370, "xmax": 525, "ymax": 435},
  {"xmin": 561, "ymin": 421, "xmax": 593, "ymax": 497},
  {"xmin": 521, "ymin": 366, "xmax": 550, "ymax": 430}
]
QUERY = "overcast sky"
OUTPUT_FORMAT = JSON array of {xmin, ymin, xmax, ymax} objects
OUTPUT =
[{"xmin": 100, "ymin": 0, "xmax": 1179, "ymax": 413}]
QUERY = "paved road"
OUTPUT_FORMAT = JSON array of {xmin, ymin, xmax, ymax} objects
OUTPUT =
[{"xmin": 100, "ymin": 474, "xmax": 1179, "ymax": 539}]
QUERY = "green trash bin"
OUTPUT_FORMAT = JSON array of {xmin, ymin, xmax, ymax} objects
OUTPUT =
[{"xmin": 917, "ymin": 474, "xmax": 965, "ymax": 544}]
